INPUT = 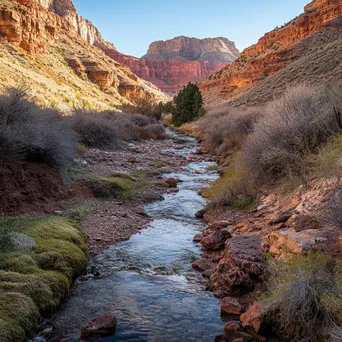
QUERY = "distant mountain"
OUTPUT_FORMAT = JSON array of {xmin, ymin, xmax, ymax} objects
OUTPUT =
[
  {"xmin": 105, "ymin": 37, "xmax": 240, "ymax": 93},
  {"xmin": 200, "ymin": 0, "xmax": 342, "ymax": 108}
]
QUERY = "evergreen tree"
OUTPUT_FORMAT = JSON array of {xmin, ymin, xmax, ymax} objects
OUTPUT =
[{"xmin": 172, "ymin": 83, "xmax": 204, "ymax": 126}]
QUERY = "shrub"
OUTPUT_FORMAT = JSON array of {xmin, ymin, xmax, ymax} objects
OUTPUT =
[
  {"xmin": 70, "ymin": 111, "xmax": 122, "ymax": 148},
  {"xmin": 172, "ymin": 83, "xmax": 203, "ymax": 126},
  {"xmin": 324, "ymin": 186, "xmax": 342, "ymax": 230},
  {"xmin": 199, "ymin": 106, "xmax": 263, "ymax": 156},
  {"xmin": 262, "ymin": 252, "xmax": 342, "ymax": 341},
  {"xmin": 0, "ymin": 88, "xmax": 78, "ymax": 176},
  {"xmin": 242, "ymin": 85, "xmax": 342, "ymax": 182},
  {"xmin": 71, "ymin": 110, "xmax": 165, "ymax": 148}
]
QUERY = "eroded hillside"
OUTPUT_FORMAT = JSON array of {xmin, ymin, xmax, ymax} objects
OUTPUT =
[
  {"xmin": 0, "ymin": 0, "xmax": 168, "ymax": 110},
  {"xmin": 201, "ymin": 0, "xmax": 342, "ymax": 107}
]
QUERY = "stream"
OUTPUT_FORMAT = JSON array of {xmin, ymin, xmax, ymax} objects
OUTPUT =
[{"xmin": 48, "ymin": 131, "xmax": 225, "ymax": 342}]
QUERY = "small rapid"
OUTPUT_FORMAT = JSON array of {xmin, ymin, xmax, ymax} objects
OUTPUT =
[{"xmin": 49, "ymin": 130, "xmax": 225, "ymax": 342}]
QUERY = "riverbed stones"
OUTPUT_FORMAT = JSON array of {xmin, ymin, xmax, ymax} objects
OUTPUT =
[
  {"xmin": 195, "ymin": 208, "xmax": 206, "ymax": 218},
  {"xmin": 220, "ymin": 297, "xmax": 244, "ymax": 317},
  {"xmin": 192, "ymin": 258, "xmax": 216, "ymax": 272},
  {"xmin": 163, "ymin": 178, "xmax": 183, "ymax": 188},
  {"xmin": 240, "ymin": 302, "xmax": 262, "ymax": 335},
  {"xmin": 80, "ymin": 315, "xmax": 117, "ymax": 339},
  {"xmin": 201, "ymin": 230, "xmax": 232, "ymax": 250}
]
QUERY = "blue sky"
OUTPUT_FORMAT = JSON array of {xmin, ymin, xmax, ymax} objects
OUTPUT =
[{"xmin": 73, "ymin": 0, "xmax": 309, "ymax": 57}]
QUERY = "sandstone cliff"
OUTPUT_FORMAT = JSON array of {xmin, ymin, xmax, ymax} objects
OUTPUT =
[
  {"xmin": 201, "ymin": 0, "xmax": 342, "ymax": 107},
  {"xmin": 106, "ymin": 37, "xmax": 239, "ymax": 93},
  {"xmin": 37, "ymin": 0, "xmax": 115, "ymax": 50},
  {"xmin": 0, "ymin": 0, "xmax": 168, "ymax": 109},
  {"xmin": 142, "ymin": 36, "xmax": 239, "ymax": 64}
]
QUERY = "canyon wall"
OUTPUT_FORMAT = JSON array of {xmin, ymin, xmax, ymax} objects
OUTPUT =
[{"xmin": 200, "ymin": 0, "xmax": 342, "ymax": 107}]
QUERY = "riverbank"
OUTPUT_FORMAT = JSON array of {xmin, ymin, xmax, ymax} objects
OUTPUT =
[
  {"xmin": 0, "ymin": 129, "xmax": 219, "ymax": 342},
  {"xmin": 192, "ymin": 171, "xmax": 342, "ymax": 341}
]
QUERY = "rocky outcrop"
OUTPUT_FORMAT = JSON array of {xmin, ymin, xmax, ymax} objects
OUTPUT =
[
  {"xmin": 37, "ymin": 0, "xmax": 114, "ymax": 50},
  {"xmin": 105, "ymin": 37, "xmax": 239, "ymax": 93},
  {"xmin": 210, "ymin": 236, "xmax": 265, "ymax": 295},
  {"xmin": 201, "ymin": 0, "xmax": 342, "ymax": 107},
  {"xmin": 200, "ymin": 229, "xmax": 231, "ymax": 250},
  {"xmin": 143, "ymin": 36, "xmax": 239, "ymax": 63}
]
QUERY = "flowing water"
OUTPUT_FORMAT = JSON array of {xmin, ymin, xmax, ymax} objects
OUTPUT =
[{"xmin": 49, "ymin": 131, "xmax": 225, "ymax": 342}]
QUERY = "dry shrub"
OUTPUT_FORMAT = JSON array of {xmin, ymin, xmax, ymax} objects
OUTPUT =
[
  {"xmin": 0, "ymin": 88, "xmax": 77, "ymax": 176},
  {"xmin": 242, "ymin": 84, "xmax": 342, "ymax": 182},
  {"xmin": 262, "ymin": 252, "xmax": 342, "ymax": 342},
  {"xmin": 324, "ymin": 186, "xmax": 342, "ymax": 230},
  {"xmin": 199, "ymin": 106, "xmax": 263, "ymax": 157},
  {"xmin": 70, "ymin": 110, "xmax": 165, "ymax": 148}
]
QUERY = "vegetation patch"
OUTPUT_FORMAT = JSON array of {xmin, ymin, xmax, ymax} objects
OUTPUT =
[
  {"xmin": 0, "ymin": 216, "xmax": 88, "ymax": 342},
  {"xmin": 262, "ymin": 252, "xmax": 342, "ymax": 341},
  {"xmin": 242, "ymin": 85, "xmax": 342, "ymax": 182},
  {"xmin": 153, "ymin": 160, "xmax": 169, "ymax": 168},
  {"xmin": 92, "ymin": 176, "xmax": 134, "ymax": 199},
  {"xmin": 172, "ymin": 83, "xmax": 204, "ymax": 127},
  {"xmin": 201, "ymin": 156, "xmax": 256, "ymax": 210}
]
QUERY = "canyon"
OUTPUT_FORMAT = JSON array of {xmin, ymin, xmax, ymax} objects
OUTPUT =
[
  {"xmin": 200, "ymin": 0, "xmax": 342, "ymax": 107},
  {"xmin": 106, "ymin": 37, "xmax": 240, "ymax": 93}
]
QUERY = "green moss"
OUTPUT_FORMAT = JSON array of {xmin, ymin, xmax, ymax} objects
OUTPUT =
[
  {"xmin": 93, "ymin": 176, "xmax": 134, "ymax": 199},
  {"xmin": 0, "ymin": 216, "xmax": 88, "ymax": 341},
  {"xmin": 153, "ymin": 160, "xmax": 169, "ymax": 168},
  {"xmin": 0, "ymin": 291, "xmax": 39, "ymax": 342}
]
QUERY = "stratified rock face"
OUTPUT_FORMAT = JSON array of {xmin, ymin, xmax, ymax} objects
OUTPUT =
[
  {"xmin": 37, "ymin": 0, "xmax": 114, "ymax": 50},
  {"xmin": 201, "ymin": 0, "xmax": 342, "ymax": 107},
  {"xmin": 143, "ymin": 36, "xmax": 239, "ymax": 64},
  {"xmin": 105, "ymin": 37, "xmax": 239, "ymax": 93}
]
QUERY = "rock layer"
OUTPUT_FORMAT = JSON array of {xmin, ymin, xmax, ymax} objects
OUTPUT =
[
  {"xmin": 106, "ymin": 37, "xmax": 239, "ymax": 93},
  {"xmin": 37, "ymin": 0, "xmax": 114, "ymax": 49}
]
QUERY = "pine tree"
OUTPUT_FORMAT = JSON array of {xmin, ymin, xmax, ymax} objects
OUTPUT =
[{"xmin": 172, "ymin": 83, "xmax": 204, "ymax": 126}]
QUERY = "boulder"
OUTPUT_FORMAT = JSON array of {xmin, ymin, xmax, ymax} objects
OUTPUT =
[
  {"xmin": 223, "ymin": 321, "xmax": 253, "ymax": 341},
  {"xmin": 192, "ymin": 258, "xmax": 216, "ymax": 272},
  {"xmin": 164, "ymin": 178, "xmax": 183, "ymax": 188},
  {"xmin": 220, "ymin": 297, "xmax": 244, "ymax": 317},
  {"xmin": 195, "ymin": 209, "xmax": 206, "ymax": 218},
  {"xmin": 80, "ymin": 315, "xmax": 117, "ymax": 339},
  {"xmin": 268, "ymin": 229, "xmax": 316, "ymax": 260},
  {"xmin": 201, "ymin": 230, "xmax": 232, "ymax": 250},
  {"xmin": 240, "ymin": 302, "xmax": 262, "ymax": 335},
  {"xmin": 210, "ymin": 236, "xmax": 265, "ymax": 295},
  {"xmin": 193, "ymin": 234, "xmax": 204, "ymax": 242}
]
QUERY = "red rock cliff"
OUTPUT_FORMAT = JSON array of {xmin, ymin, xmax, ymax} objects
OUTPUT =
[
  {"xmin": 105, "ymin": 37, "xmax": 239, "ymax": 94},
  {"xmin": 200, "ymin": 0, "xmax": 342, "ymax": 106}
]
